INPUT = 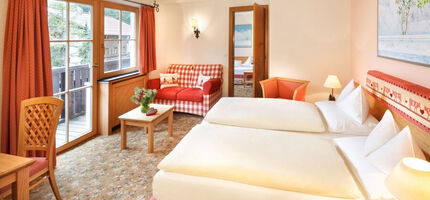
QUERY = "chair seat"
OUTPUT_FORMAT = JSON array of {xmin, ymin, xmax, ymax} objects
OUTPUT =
[
  {"xmin": 0, "ymin": 157, "xmax": 48, "ymax": 194},
  {"xmin": 155, "ymin": 87, "xmax": 186, "ymax": 100},
  {"xmin": 177, "ymin": 88, "xmax": 203, "ymax": 102}
]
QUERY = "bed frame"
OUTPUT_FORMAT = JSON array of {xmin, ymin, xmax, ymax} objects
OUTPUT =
[{"xmin": 360, "ymin": 71, "xmax": 430, "ymax": 160}]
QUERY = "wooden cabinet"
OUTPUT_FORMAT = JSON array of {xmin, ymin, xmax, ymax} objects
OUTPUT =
[{"xmin": 98, "ymin": 72, "xmax": 148, "ymax": 135}]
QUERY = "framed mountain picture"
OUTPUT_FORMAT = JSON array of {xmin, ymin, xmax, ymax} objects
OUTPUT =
[{"xmin": 378, "ymin": 0, "xmax": 430, "ymax": 66}]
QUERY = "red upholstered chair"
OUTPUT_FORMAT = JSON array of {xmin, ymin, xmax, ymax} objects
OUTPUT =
[
  {"xmin": 0, "ymin": 97, "xmax": 63, "ymax": 200},
  {"xmin": 260, "ymin": 77, "xmax": 310, "ymax": 101}
]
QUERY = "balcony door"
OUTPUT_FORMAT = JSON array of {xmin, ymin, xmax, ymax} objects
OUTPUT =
[{"xmin": 48, "ymin": 0, "xmax": 97, "ymax": 152}]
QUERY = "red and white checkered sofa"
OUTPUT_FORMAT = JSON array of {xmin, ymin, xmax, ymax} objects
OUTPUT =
[{"xmin": 147, "ymin": 64, "xmax": 223, "ymax": 116}]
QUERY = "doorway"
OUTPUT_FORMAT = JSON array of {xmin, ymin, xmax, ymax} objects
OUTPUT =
[{"xmin": 228, "ymin": 4, "xmax": 268, "ymax": 97}]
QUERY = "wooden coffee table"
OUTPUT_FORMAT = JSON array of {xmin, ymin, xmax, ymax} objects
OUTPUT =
[{"xmin": 119, "ymin": 104, "xmax": 174, "ymax": 153}]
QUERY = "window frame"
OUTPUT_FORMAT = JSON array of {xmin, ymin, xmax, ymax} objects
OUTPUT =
[{"xmin": 99, "ymin": 1, "xmax": 139, "ymax": 79}]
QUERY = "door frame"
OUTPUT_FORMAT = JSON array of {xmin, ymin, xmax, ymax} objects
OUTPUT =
[{"xmin": 228, "ymin": 5, "xmax": 269, "ymax": 97}]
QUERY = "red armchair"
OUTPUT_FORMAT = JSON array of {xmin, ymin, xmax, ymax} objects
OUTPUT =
[{"xmin": 260, "ymin": 77, "xmax": 310, "ymax": 101}]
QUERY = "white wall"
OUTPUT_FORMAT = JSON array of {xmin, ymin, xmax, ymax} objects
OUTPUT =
[
  {"xmin": 234, "ymin": 11, "xmax": 253, "ymax": 58},
  {"xmin": 269, "ymin": 0, "xmax": 351, "ymax": 95},
  {"xmin": 152, "ymin": 0, "xmax": 352, "ymax": 96}
]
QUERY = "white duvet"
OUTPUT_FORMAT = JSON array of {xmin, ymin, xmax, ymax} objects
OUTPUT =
[
  {"xmin": 158, "ymin": 124, "xmax": 362, "ymax": 199},
  {"xmin": 204, "ymin": 97, "xmax": 326, "ymax": 133}
]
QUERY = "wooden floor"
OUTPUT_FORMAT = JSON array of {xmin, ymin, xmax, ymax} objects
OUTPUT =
[{"xmin": 56, "ymin": 115, "xmax": 92, "ymax": 147}]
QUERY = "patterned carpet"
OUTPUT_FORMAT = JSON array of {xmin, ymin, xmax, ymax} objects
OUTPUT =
[
  {"xmin": 234, "ymin": 84, "xmax": 253, "ymax": 97},
  {"xmin": 28, "ymin": 113, "xmax": 203, "ymax": 200}
]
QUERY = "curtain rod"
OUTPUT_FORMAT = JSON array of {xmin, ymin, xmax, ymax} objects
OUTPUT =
[{"xmin": 121, "ymin": 0, "xmax": 160, "ymax": 12}]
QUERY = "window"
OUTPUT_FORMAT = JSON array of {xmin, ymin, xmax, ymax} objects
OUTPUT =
[
  {"xmin": 48, "ymin": 0, "xmax": 94, "ymax": 148},
  {"xmin": 102, "ymin": 3, "xmax": 138, "ymax": 77}
]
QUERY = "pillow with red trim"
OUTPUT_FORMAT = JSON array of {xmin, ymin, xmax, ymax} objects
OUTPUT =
[
  {"xmin": 160, "ymin": 73, "xmax": 179, "ymax": 89},
  {"xmin": 195, "ymin": 73, "xmax": 211, "ymax": 90}
]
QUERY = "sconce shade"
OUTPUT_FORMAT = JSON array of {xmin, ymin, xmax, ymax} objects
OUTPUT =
[
  {"xmin": 192, "ymin": 19, "xmax": 198, "ymax": 28},
  {"xmin": 323, "ymin": 75, "xmax": 342, "ymax": 89},
  {"xmin": 385, "ymin": 157, "xmax": 430, "ymax": 200}
]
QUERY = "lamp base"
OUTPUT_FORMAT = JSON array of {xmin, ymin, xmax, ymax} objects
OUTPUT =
[{"xmin": 329, "ymin": 94, "xmax": 336, "ymax": 101}]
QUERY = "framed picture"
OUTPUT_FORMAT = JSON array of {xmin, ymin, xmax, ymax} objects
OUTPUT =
[
  {"xmin": 234, "ymin": 24, "xmax": 252, "ymax": 48},
  {"xmin": 378, "ymin": 0, "xmax": 430, "ymax": 66}
]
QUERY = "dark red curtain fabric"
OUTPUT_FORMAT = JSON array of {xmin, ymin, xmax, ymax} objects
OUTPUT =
[
  {"xmin": 1, "ymin": 0, "xmax": 54, "ymax": 159},
  {"xmin": 139, "ymin": 6, "xmax": 157, "ymax": 74}
]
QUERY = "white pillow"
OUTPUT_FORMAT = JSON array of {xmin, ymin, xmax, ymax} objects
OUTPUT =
[
  {"xmin": 315, "ymin": 101, "xmax": 378, "ymax": 135},
  {"xmin": 244, "ymin": 56, "xmax": 252, "ymax": 65},
  {"xmin": 160, "ymin": 73, "xmax": 179, "ymax": 89},
  {"xmin": 195, "ymin": 73, "xmax": 211, "ymax": 89},
  {"xmin": 337, "ymin": 80, "xmax": 355, "ymax": 102},
  {"xmin": 337, "ymin": 86, "xmax": 369, "ymax": 124},
  {"xmin": 367, "ymin": 126, "xmax": 426, "ymax": 174},
  {"xmin": 364, "ymin": 110, "xmax": 399, "ymax": 156}
]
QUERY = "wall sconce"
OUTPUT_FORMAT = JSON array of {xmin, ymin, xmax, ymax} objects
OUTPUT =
[{"xmin": 192, "ymin": 19, "xmax": 200, "ymax": 39}]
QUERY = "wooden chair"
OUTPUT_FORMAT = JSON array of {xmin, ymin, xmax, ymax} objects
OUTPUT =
[
  {"xmin": 260, "ymin": 77, "xmax": 310, "ymax": 101},
  {"xmin": 0, "ymin": 97, "xmax": 64, "ymax": 200}
]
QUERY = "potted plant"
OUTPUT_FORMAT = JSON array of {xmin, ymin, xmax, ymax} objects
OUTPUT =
[{"xmin": 131, "ymin": 88, "xmax": 157, "ymax": 113}]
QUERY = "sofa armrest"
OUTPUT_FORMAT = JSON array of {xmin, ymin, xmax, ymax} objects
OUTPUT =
[
  {"xmin": 293, "ymin": 82, "xmax": 309, "ymax": 101},
  {"xmin": 148, "ymin": 78, "xmax": 160, "ymax": 90},
  {"xmin": 203, "ymin": 78, "xmax": 222, "ymax": 95}
]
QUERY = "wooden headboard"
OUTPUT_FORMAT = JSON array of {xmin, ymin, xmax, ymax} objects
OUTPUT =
[
  {"xmin": 362, "ymin": 71, "xmax": 430, "ymax": 160},
  {"xmin": 234, "ymin": 57, "xmax": 249, "ymax": 64}
]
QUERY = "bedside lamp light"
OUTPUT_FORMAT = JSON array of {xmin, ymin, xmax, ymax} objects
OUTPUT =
[
  {"xmin": 192, "ymin": 19, "xmax": 200, "ymax": 39},
  {"xmin": 385, "ymin": 157, "xmax": 430, "ymax": 200},
  {"xmin": 323, "ymin": 75, "xmax": 342, "ymax": 101}
]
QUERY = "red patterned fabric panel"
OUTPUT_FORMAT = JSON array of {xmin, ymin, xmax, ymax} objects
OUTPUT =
[{"xmin": 366, "ymin": 70, "xmax": 430, "ymax": 135}]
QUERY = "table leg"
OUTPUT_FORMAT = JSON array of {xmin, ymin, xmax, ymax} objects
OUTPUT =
[
  {"xmin": 13, "ymin": 167, "xmax": 30, "ymax": 200},
  {"xmin": 121, "ymin": 120, "xmax": 127, "ymax": 149},
  {"xmin": 168, "ymin": 111, "xmax": 173, "ymax": 137},
  {"xmin": 148, "ymin": 124, "xmax": 154, "ymax": 153}
]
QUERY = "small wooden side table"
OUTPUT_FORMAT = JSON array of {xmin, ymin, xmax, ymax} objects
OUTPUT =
[
  {"xmin": 119, "ymin": 104, "xmax": 175, "ymax": 153},
  {"xmin": 0, "ymin": 153, "xmax": 35, "ymax": 200}
]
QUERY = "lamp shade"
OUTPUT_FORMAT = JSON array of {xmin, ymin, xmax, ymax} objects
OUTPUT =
[
  {"xmin": 385, "ymin": 157, "xmax": 430, "ymax": 200},
  {"xmin": 323, "ymin": 75, "xmax": 342, "ymax": 89},
  {"xmin": 192, "ymin": 19, "xmax": 198, "ymax": 28}
]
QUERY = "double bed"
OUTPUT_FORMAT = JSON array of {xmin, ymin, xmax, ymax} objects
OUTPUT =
[
  {"xmin": 152, "ymin": 71, "xmax": 430, "ymax": 200},
  {"xmin": 234, "ymin": 58, "xmax": 253, "ymax": 85}
]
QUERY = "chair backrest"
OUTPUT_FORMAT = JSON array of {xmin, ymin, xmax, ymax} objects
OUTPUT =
[
  {"xmin": 260, "ymin": 77, "xmax": 310, "ymax": 101},
  {"xmin": 167, "ymin": 64, "xmax": 223, "ymax": 88},
  {"xmin": 17, "ymin": 97, "xmax": 64, "ymax": 158}
]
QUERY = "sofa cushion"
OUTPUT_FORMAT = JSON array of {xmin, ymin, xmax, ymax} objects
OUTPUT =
[
  {"xmin": 156, "ymin": 87, "xmax": 186, "ymax": 100},
  {"xmin": 177, "ymin": 88, "xmax": 204, "ymax": 102}
]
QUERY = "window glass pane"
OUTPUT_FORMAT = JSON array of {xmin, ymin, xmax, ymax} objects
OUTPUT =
[
  {"xmin": 70, "ymin": 3, "xmax": 92, "ymax": 40},
  {"xmin": 51, "ymin": 42, "xmax": 67, "ymax": 93},
  {"xmin": 48, "ymin": 0, "xmax": 67, "ymax": 40},
  {"xmin": 122, "ymin": 40, "xmax": 136, "ymax": 69},
  {"xmin": 55, "ymin": 94, "xmax": 67, "ymax": 147},
  {"xmin": 69, "ymin": 42, "xmax": 92, "ymax": 89},
  {"xmin": 122, "ymin": 11, "xmax": 136, "ymax": 40},
  {"xmin": 104, "ymin": 8, "xmax": 120, "ymax": 40},
  {"xmin": 69, "ymin": 89, "xmax": 92, "ymax": 142},
  {"xmin": 104, "ymin": 41, "xmax": 120, "ymax": 72}
]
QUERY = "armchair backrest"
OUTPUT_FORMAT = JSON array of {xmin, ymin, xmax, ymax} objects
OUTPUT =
[
  {"xmin": 260, "ymin": 77, "xmax": 310, "ymax": 101},
  {"xmin": 168, "ymin": 64, "xmax": 223, "ymax": 88}
]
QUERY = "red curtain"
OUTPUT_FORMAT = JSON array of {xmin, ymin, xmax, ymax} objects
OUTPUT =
[
  {"xmin": 139, "ymin": 6, "xmax": 157, "ymax": 74},
  {"xmin": 1, "ymin": 0, "xmax": 54, "ymax": 157}
]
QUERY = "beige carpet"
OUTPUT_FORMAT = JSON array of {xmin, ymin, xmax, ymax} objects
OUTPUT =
[
  {"xmin": 26, "ymin": 113, "xmax": 203, "ymax": 200},
  {"xmin": 234, "ymin": 84, "xmax": 253, "ymax": 97}
]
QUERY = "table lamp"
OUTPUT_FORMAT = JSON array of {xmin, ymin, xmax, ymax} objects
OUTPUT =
[
  {"xmin": 323, "ymin": 75, "xmax": 342, "ymax": 101},
  {"xmin": 385, "ymin": 157, "xmax": 430, "ymax": 200}
]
